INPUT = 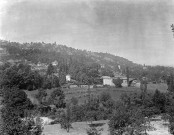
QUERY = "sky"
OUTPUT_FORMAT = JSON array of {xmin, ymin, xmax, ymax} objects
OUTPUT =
[{"xmin": 0, "ymin": 0, "xmax": 174, "ymax": 66}]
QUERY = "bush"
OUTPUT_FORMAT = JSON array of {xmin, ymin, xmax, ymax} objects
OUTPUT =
[
  {"xmin": 109, "ymin": 104, "xmax": 130, "ymax": 135},
  {"xmin": 71, "ymin": 105, "xmax": 86, "ymax": 122},
  {"xmin": 35, "ymin": 88, "xmax": 47, "ymax": 104},
  {"xmin": 48, "ymin": 87, "xmax": 66, "ymax": 108},
  {"xmin": 100, "ymin": 92, "xmax": 111, "ymax": 103},
  {"xmin": 93, "ymin": 84, "xmax": 97, "ymax": 88},
  {"xmin": 86, "ymin": 127, "xmax": 102, "ymax": 135},
  {"xmin": 71, "ymin": 97, "xmax": 78, "ymax": 106},
  {"xmin": 169, "ymin": 122, "xmax": 174, "ymax": 135},
  {"xmin": 113, "ymin": 77, "xmax": 123, "ymax": 88},
  {"xmin": 152, "ymin": 89, "xmax": 166, "ymax": 113},
  {"xmin": 21, "ymin": 116, "xmax": 43, "ymax": 135},
  {"xmin": 103, "ymin": 84, "xmax": 110, "ymax": 88}
]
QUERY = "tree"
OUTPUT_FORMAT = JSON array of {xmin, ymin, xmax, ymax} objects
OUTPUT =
[
  {"xmin": 0, "ymin": 66, "xmax": 24, "ymax": 88},
  {"xmin": 71, "ymin": 104, "xmax": 86, "ymax": 122},
  {"xmin": 48, "ymin": 88, "xmax": 66, "ymax": 108},
  {"xmin": 71, "ymin": 97, "xmax": 78, "ymax": 106},
  {"xmin": 171, "ymin": 24, "xmax": 174, "ymax": 37},
  {"xmin": 109, "ymin": 104, "xmax": 130, "ymax": 135},
  {"xmin": 140, "ymin": 77, "xmax": 147, "ymax": 101},
  {"xmin": 0, "ymin": 64, "xmax": 44, "ymax": 90},
  {"xmin": 1, "ymin": 87, "xmax": 34, "ymax": 134},
  {"xmin": 100, "ymin": 68, "xmax": 114, "ymax": 77},
  {"xmin": 47, "ymin": 63, "xmax": 55, "ymax": 75},
  {"xmin": 35, "ymin": 88, "xmax": 47, "ymax": 104},
  {"xmin": 52, "ymin": 75, "xmax": 60, "ymax": 88},
  {"xmin": 59, "ymin": 71, "xmax": 66, "ymax": 85},
  {"xmin": 126, "ymin": 67, "xmax": 130, "ymax": 87},
  {"xmin": 21, "ymin": 115, "xmax": 43, "ymax": 135},
  {"xmin": 152, "ymin": 89, "xmax": 166, "ymax": 113},
  {"xmin": 113, "ymin": 77, "xmax": 123, "ymax": 88},
  {"xmin": 42, "ymin": 76, "xmax": 52, "ymax": 89},
  {"xmin": 109, "ymin": 101, "xmax": 152, "ymax": 135},
  {"xmin": 166, "ymin": 73, "xmax": 174, "ymax": 92},
  {"xmin": 25, "ymin": 71, "xmax": 43, "ymax": 90},
  {"xmin": 60, "ymin": 104, "xmax": 72, "ymax": 132},
  {"xmin": 42, "ymin": 75, "xmax": 60, "ymax": 89}
]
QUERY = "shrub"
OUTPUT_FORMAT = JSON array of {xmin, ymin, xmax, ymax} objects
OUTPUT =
[
  {"xmin": 113, "ymin": 77, "xmax": 123, "ymax": 88},
  {"xmin": 71, "ymin": 105, "xmax": 86, "ymax": 122},
  {"xmin": 71, "ymin": 97, "xmax": 78, "ymax": 106},
  {"xmin": 109, "ymin": 104, "xmax": 130, "ymax": 135},
  {"xmin": 93, "ymin": 84, "xmax": 97, "ymax": 88},
  {"xmin": 48, "ymin": 87, "xmax": 66, "ymax": 108},
  {"xmin": 152, "ymin": 89, "xmax": 166, "ymax": 113},
  {"xmin": 169, "ymin": 121, "xmax": 174, "ymax": 135},
  {"xmin": 35, "ymin": 88, "xmax": 47, "ymax": 104},
  {"xmin": 100, "ymin": 92, "xmax": 111, "ymax": 103},
  {"xmin": 21, "ymin": 116, "xmax": 43, "ymax": 135}
]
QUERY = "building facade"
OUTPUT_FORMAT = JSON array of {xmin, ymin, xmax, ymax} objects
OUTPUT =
[
  {"xmin": 102, "ymin": 76, "xmax": 115, "ymax": 86},
  {"xmin": 102, "ymin": 76, "xmax": 137, "ymax": 87}
]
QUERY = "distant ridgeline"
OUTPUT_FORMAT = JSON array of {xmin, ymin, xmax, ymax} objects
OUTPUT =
[{"xmin": 0, "ymin": 40, "xmax": 174, "ymax": 82}]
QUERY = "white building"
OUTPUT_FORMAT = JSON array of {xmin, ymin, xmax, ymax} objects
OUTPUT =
[
  {"xmin": 52, "ymin": 60, "xmax": 58, "ymax": 66},
  {"xmin": 122, "ymin": 77, "xmax": 128, "ymax": 87},
  {"xmin": 66, "ymin": 74, "xmax": 71, "ymax": 82},
  {"xmin": 102, "ymin": 76, "xmax": 115, "ymax": 86}
]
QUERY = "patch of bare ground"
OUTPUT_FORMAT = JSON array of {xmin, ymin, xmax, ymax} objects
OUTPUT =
[
  {"xmin": 43, "ymin": 115, "xmax": 172, "ymax": 135},
  {"xmin": 43, "ymin": 120, "xmax": 109, "ymax": 135}
]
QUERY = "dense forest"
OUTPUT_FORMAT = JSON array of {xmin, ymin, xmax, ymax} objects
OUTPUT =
[{"xmin": 0, "ymin": 40, "xmax": 174, "ymax": 83}]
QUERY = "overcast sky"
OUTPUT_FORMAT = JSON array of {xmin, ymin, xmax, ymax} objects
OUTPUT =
[{"xmin": 0, "ymin": 0, "xmax": 174, "ymax": 66}]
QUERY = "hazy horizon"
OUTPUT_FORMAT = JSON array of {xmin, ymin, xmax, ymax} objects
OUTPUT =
[{"xmin": 0, "ymin": 0, "xmax": 174, "ymax": 66}]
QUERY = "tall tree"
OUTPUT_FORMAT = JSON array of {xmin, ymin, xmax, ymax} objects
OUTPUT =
[
  {"xmin": 126, "ymin": 67, "xmax": 130, "ymax": 87},
  {"xmin": 47, "ymin": 63, "xmax": 55, "ymax": 75},
  {"xmin": 48, "ymin": 87, "xmax": 66, "ymax": 108},
  {"xmin": 167, "ymin": 73, "xmax": 174, "ymax": 92},
  {"xmin": 1, "ymin": 87, "xmax": 33, "ymax": 134}
]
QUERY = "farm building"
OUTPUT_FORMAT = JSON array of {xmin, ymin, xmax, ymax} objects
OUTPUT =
[
  {"xmin": 101, "ymin": 76, "xmax": 137, "ymax": 87},
  {"xmin": 102, "ymin": 76, "xmax": 115, "ymax": 86},
  {"xmin": 121, "ymin": 77, "xmax": 137, "ymax": 87}
]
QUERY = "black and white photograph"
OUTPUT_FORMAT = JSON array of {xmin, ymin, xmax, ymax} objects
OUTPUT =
[{"xmin": 0, "ymin": 0, "xmax": 174, "ymax": 134}]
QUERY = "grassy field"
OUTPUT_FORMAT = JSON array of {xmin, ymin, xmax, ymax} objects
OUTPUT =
[{"xmin": 25, "ymin": 83, "xmax": 168, "ymax": 105}]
